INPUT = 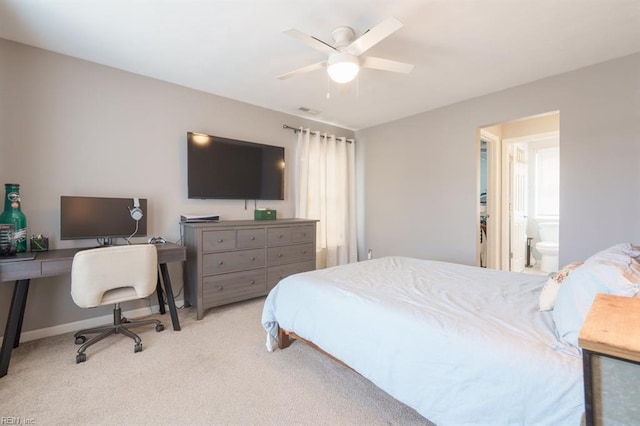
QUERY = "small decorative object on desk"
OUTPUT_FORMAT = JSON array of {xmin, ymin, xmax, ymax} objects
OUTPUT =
[
  {"xmin": 0, "ymin": 224, "xmax": 17, "ymax": 257},
  {"xmin": 0, "ymin": 183, "xmax": 27, "ymax": 253},
  {"xmin": 30, "ymin": 234, "xmax": 49, "ymax": 252}
]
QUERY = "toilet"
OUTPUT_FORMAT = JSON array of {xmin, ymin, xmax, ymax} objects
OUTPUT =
[{"xmin": 536, "ymin": 222, "xmax": 559, "ymax": 273}]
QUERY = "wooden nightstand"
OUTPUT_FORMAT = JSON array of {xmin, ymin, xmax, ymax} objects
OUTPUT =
[{"xmin": 578, "ymin": 293, "xmax": 640, "ymax": 426}]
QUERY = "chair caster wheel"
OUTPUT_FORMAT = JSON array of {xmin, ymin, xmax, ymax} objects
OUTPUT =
[
  {"xmin": 134, "ymin": 342, "xmax": 143, "ymax": 353},
  {"xmin": 155, "ymin": 324, "xmax": 164, "ymax": 332},
  {"xmin": 76, "ymin": 353, "xmax": 86, "ymax": 363},
  {"xmin": 75, "ymin": 336, "xmax": 87, "ymax": 345}
]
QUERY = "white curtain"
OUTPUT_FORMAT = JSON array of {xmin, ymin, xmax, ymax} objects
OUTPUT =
[{"xmin": 295, "ymin": 128, "xmax": 357, "ymax": 268}]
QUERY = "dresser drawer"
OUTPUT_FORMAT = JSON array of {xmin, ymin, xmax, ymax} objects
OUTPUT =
[
  {"xmin": 292, "ymin": 225, "xmax": 315, "ymax": 243},
  {"xmin": 267, "ymin": 227, "xmax": 293, "ymax": 246},
  {"xmin": 203, "ymin": 230, "xmax": 236, "ymax": 252},
  {"xmin": 267, "ymin": 243, "xmax": 314, "ymax": 266},
  {"xmin": 203, "ymin": 269, "xmax": 266, "ymax": 308},
  {"xmin": 267, "ymin": 260, "xmax": 315, "ymax": 291},
  {"xmin": 203, "ymin": 248, "xmax": 265, "ymax": 275},
  {"xmin": 237, "ymin": 228, "xmax": 266, "ymax": 249}
]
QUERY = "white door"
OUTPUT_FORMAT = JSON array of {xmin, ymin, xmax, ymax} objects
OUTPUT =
[{"xmin": 510, "ymin": 144, "xmax": 527, "ymax": 272}]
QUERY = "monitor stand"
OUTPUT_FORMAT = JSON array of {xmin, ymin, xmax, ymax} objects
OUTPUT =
[
  {"xmin": 77, "ymin": 237, "xmax": 115, "ymax": 251},
  {"xmin": 96, "ymin": 237, "xmax": 114, "ymax": 247}
]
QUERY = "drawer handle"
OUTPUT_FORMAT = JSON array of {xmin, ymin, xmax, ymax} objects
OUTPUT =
[
  {"xmin": 216, "ymin": 286, "xmax": 224, "ymax": 291},
  {"xmin": 250, "ymin": 236, "xmax": 256, "ymax": 240},
  {"xmin": 302, "ymin": 250, "xmax": 307, "ymax": 254},
  {"xmin": 278, "ymin": 253, "xmax": 283, "ymax": 258},
  {"xmin": 250, "ymin": 256, "xmax": 256, "ymax": 261},
  {"xmin": 218, "ymin": 261, "xmax": 224, "ymax": 265},
  {"xmin": 249, "ymin": 280, "xmax": 255, "ymax": 285},
  {"xmin": 278, "ymin": 234, "xmax": 283, "ymax": 238},
  {"xmin": 217, "ymin": 238, "xmax": 224, "ymax": 243}
]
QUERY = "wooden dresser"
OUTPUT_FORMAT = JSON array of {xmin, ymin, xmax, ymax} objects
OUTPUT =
[{"xmin": 182, "ymin": 219, "xmax": 317, "ymax": 319}]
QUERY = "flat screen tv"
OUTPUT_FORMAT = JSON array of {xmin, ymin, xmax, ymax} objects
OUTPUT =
[
  {"xmin": 60, "ymin": 196, "xmax": 147, "ymax": 243},
  {"xmin": 187, "ymin": 132, "xmax": 285, "ymax": 200}
]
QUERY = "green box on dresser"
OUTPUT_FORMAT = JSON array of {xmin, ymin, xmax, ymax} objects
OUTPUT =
[
  {"xmin": 254, "ymin": 209, "xmax": 277, "ymax": 220},
  {"xmin": 181, "ymin": 219, "xmax": 317, "ymax": 320}
]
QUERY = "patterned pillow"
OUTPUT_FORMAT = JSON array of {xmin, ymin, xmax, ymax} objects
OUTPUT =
[{"xmin": 538, "ymin": 262, "xmax": 583, "ymax": 311}]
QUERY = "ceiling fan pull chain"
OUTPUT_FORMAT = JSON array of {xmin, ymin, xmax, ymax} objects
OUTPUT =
[{"xmin": 326, "ymin": 73, "xmax": 331, "ymax": 99}]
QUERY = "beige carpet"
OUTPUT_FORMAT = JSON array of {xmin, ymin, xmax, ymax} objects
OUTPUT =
[{"xmin": 1, "ymin": 297, "xmax": 432, "ymax": 425}]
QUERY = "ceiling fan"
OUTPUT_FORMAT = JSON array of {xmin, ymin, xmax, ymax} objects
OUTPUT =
[{"xmin": 277, "ymin": 17, "xmax": 414, "ymax": 84}]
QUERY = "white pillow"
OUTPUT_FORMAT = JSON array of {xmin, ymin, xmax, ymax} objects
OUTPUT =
[
  {"xmin": 553, "ymin": 245, "xmax": 640, "ymax": 349},
  {"xmin": 553, "ymin": 266, "xmax": 609, "ymax": 348},
  {"xmin": 538, "ymin": 262, "xmax": 583, "ymax": 311}
]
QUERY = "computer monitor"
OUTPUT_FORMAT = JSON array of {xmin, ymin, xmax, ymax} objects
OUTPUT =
[{"xmin": 60, "ymin": 196, "xmax": 147, "ymax": 244}]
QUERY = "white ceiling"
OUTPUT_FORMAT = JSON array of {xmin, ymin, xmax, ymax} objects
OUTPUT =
[{"xmin": 1, "ymin": 0, "xmax": 639, "ymax": 130}]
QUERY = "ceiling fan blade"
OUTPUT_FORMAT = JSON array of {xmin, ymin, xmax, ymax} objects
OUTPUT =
[
  {"xmin": 361, "ymin": 56, "xmax": 414, "ymax": 74},
  {"xmin": 283, "ymin": 28, "xmax": 337, "ymax": 54},
  {"xmin": 345, "ymin": 17, "xmax": 403, "ymax": 56},
  {"xmin": 277, "ymin": 61, "xmax": 327, "ymax": 80}
]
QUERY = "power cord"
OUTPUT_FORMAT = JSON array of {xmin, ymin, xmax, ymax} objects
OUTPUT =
[
  {"xmin": 125, "ymin": 219, "xmax": 139, "ymax": 244},
  {"xmin": 156, "ymin": 273, "xmax": 185, "ymax": 310}
]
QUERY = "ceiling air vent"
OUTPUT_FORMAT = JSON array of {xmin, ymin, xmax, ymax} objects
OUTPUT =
[{"xmin": 298, "ymin": 106, "xmax": 320, "ymax": 115}]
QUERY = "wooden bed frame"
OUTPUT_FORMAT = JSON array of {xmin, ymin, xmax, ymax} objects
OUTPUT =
[{"xmin": 278, "ymin": 326, "xmax": 353, "ymax": 370}]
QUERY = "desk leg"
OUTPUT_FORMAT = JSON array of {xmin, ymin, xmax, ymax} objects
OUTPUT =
[
  {"xmin": 156, "ymin": 271, "xmax": 166, "ymax": 315},
  {"xmin": 13, "ymin": 279, "xmax": 30, "ymax": 348},
  {"xmin": 159, "ymin": 263, "xmax": 181, "ymax": 331},
  {"xmin": 583, "ymin": 349, "xmax": 594, "ymax": 426},
  {"xmin": 1, "ymin": 279, "xmax": 30, "ymax": 378}
]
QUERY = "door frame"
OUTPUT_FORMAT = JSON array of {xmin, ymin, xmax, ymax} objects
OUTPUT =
[
  {"xmin": 478, "ymin": 129, "xmax": 501, "ymax": 269},
  {"xmin": 503, "ymin": 141, "xmax": 529, "ymax": 272}
]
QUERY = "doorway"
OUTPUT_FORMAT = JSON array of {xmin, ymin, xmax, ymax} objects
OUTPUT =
[{"xmin": 478, "ymin": 112, "xmax": 560, "ymax": 273}]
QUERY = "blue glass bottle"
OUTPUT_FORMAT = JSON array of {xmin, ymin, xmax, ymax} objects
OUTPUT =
[{"xmin": 0, "ymin": 183, "xmax": 27, "ymax": 253}]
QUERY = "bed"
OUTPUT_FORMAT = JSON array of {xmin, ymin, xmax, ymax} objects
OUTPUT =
[{"xmin": 261, "ymin": 245, "xmax": 640, "ymax": 425}]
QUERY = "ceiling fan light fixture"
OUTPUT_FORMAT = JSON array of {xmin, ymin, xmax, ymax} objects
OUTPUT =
[{"xmin": 327, "ymin": 52, "xmax": 359, "ymax": 83}]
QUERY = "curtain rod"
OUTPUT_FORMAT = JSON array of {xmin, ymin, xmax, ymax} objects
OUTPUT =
[{"xmin": 282, "ymin": 124, "xmax": 354, "ymax": 143}]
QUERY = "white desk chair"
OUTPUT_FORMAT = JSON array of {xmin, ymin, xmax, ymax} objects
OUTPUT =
[{"xmin": 71, "ymin": 244, "xmax": 164, "ymax": 363}]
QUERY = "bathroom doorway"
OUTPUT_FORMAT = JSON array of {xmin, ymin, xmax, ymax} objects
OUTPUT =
[{"xmin": 478, "ymin": 111, "xmax": 560, "ymax": 273}]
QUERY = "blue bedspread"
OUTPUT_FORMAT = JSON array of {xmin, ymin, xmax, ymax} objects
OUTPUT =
[{"xmin": 262, "ymin": 256, "xmax": 583, "ymax": 425}]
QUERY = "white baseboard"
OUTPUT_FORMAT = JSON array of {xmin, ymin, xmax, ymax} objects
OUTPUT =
[{"xmin": 7, "ymin": 304, "xmax": 162, "ymax": 344}]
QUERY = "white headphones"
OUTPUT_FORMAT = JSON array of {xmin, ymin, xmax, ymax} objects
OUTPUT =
[{"xmin": 129, "ymin": 198, "xmax": 143, "ymax": 221}]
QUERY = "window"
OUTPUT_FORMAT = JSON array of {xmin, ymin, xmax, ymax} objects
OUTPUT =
[{"xmin": 534, "ymin": 147, "xmax": 559, "ymax": 217}]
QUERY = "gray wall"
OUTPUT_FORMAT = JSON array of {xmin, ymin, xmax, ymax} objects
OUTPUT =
[
  {"xmin": 0, "ymin": 38, "xmax": 353, "ymax": 333},
  {"xmin": 356, "ymin": 53, "xmax": 640, "ymax": 267},
  {"xmin": 2, "ymin": 37, "xmax": 639, "ymax": 336}
]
